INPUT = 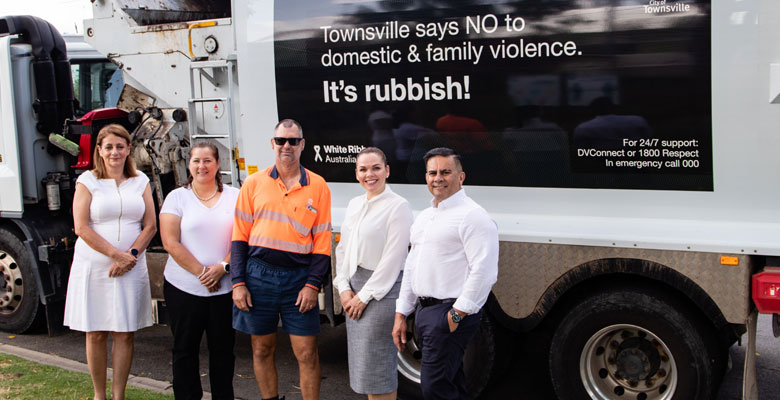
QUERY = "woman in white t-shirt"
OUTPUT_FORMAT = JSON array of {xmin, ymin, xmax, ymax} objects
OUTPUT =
[
  {"xmin": 334, "ymin": 147, "xmax": 413, "ymax": 400},
  {"xmin": 160, "ymin": 142, "xmax": 239, "ymax": 399}
]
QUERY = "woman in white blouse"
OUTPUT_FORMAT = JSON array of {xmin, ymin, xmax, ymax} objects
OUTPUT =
[{"xmin": 334, "ymin": 147, "xmax": 413, "ymax": 400}]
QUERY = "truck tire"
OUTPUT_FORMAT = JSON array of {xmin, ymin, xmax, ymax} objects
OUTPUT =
[
  {"xmin": 0, "ymin": 228, "xmax": 43, "ymax": 333},
  {"xmin": 549, "ymin": 287, "xmax": 714, "ymax": 400},
  {"xmin": 397, "ymin": 311, "xmax": 503, "ymax": 400}
]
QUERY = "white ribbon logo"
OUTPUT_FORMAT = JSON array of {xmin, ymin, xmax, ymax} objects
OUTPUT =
[{"xmin": 314, "ymin": 145, "xmax": 323, "ymax": 162}]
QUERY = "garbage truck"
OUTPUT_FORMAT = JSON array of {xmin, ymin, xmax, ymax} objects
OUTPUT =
[
  {"xmin": 0, "ymin": 15, "xmax": 124, "ymax": 334},
  {"xmin": 4, "ymin": 0, "xmax": 780, "ymax": 398}
]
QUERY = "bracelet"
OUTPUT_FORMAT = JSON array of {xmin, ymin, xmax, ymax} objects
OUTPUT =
[
  {"xmin": 232, "ymin": 282, "xmax": 246, "ymax": 289},
  {"xmin": 197, "ymin": 266, "xmax": 207, "ymax": 278},
  {"xmin": 305, "ymin": 283, "xmax": 319, "ymax": 291}
]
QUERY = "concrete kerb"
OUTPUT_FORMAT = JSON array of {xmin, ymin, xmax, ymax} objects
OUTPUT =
[{"xmin": 0, "ymin": 342, "xmax": 212, "ymax": 398}]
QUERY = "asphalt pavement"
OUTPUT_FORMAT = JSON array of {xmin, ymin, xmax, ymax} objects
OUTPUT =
[
  {"xmin": 2, "ymin": 315, "xmax": 780, "ymax": 399},
  {"xmin": 0, "ymin": 321, "xmax": 362, "ymax": 400}
]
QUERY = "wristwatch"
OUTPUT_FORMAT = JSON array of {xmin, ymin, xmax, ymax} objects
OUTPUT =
[
  {"xmin": 220, "ymin": 261, "xmax": 230, "ymax": 273},
  {"xmin": 449, "ymin": 308, "xmax": 462, "ymax": 323}
]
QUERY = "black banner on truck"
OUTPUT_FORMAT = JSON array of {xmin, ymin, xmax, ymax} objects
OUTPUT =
[{"xmin": 274, "ymin": 0, "xmax": 712, "ymax": 191}]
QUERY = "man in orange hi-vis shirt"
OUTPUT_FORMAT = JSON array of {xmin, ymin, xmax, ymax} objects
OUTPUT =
[{"xmin": 231, "ymin": 119, "xmax": 332, "ymax": 400}]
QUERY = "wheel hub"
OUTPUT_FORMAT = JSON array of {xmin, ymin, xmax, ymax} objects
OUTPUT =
[
  {"xmin": 614, "ymin": 337, "xmax": 660, "ymax": 382},
  {"xmin": 580, "ymin": 324, "xmax": 677, "ymax": 400},
  {"xmin": 0, "ymin": 251, "xmax": 23, "ymax": 314},
  {"xmin": 397, "ymin": 313, "xmax": 423, "ymax": 383},
  {"xmin": 615, "ymin": 348, "xmax": 649, "ymax": 381}
]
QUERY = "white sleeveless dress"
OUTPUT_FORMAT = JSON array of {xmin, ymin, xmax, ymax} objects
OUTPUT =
[{"xmin": 63, "ymin": 170, "xmax": 154, "ymax": 332}]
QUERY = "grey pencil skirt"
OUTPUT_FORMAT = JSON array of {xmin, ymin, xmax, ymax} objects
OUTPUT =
[{"xmin": 345, "ymin": 266, "xmax": 402, "ymax": 395}]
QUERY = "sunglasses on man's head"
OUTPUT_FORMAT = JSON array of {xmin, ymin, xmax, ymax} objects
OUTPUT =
[{"xmin": 273, "ymin": 137, "xmax": 303, "ymax": 146}]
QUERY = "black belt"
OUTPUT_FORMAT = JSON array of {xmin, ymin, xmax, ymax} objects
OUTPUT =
[{"xmin": 418, "ymin": 297, "xmax": 456, "ymax": 308}]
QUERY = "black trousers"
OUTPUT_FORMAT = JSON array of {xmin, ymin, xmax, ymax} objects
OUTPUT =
[
  {"xmin": 415, "ymin": 303, "xmax": 482, "ymax": 400},
  {"xmin": 164, "ymin": 280, "xmax": 235, "ymax": 400}
]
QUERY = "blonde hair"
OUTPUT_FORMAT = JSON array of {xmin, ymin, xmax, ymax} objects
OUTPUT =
[{"xmin": 92, "ymin": 124, "xmax": 138, "ymax": 179}]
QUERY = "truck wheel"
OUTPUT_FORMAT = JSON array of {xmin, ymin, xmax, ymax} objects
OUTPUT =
[
  {"xmin": 0, "ymin": 228, "xmax": 42, "ymax": 333},
  {"xmin": 549, "ymin": 288, "xmax": 713, "ymax": 400},
  {"xmin": 397, "ymin": 311, "xmax": 502, "ymax": 399}
]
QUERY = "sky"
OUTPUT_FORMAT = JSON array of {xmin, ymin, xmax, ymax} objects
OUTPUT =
[{"xmin": 1, "ymin": 0, "xmax": 92, "ymax": 35}]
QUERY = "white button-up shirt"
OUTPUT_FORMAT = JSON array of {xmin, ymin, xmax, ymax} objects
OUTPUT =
[
  {"xmin": 396, "ymin": 189, "xmax": 499, "ymax": 316},
  {"xmin": 334, "ymin": 186, "xmax": 413, "ymax": 303}
]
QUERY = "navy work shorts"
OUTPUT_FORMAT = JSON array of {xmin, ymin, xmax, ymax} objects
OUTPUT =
[{"xmin": 232, "ymin": 257, "xmax": 320, "ymax": 336}]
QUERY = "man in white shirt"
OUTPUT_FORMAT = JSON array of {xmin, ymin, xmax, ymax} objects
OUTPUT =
[{"xmin": 392, "ymin": 147, "xmax": 499, "ymax": 400}]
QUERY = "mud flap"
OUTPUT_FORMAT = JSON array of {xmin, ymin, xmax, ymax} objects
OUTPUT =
[
  {"xmin": 742, "ymin": 309, "xmax": 758, "ymax": 400},
  {"xmin": 152, "ymin": 299, "xmax": 169, "ymax": 326},
  {"xmin": 320, "ymin": 277, "xmax": 337, "ymax": 326},
  {"xmin": 44, "ymin": 300, "xmax": 67, "ymax": 336}
]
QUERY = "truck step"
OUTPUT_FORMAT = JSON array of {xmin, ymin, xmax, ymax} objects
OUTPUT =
[
  {"xmin": 192, "ymin": 134, "xmax": 229, "ymax": 139},
  {"xmin": 188, "ymin": 97, "xmax": 228, "ymax": 103},
  {"xmin": 190, "ymin": 60, "xmax": 232, "ymax": 69}
]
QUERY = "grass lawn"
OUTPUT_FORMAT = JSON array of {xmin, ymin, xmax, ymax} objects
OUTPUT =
[{"xmin": 0, "ymin": 353, "xmax": 173, "ymax": 399}]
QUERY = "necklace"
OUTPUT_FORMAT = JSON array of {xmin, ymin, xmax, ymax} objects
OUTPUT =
[{"xmin": 192, "ymin": 185, "xmax": 218, "ymax": 202}]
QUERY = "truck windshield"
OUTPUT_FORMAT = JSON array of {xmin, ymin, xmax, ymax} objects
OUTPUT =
[{"xmin": 70, "ymin": 60, "xmax": 123, "ymax": 116}]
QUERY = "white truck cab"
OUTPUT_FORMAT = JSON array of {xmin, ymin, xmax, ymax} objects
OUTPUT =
[{"xmin": 0, "ymin": 16, "xmax": 122, "ymax": 334}]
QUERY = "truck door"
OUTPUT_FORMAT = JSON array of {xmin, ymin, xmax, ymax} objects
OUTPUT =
[{"xmin": 0, "ymin": 36, "xmax": 26, "ymax": 216}]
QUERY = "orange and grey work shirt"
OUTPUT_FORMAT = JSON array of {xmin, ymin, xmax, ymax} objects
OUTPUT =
[{"xmin": 230, "ymin": 165, "xmax": 332, "ymax": 290}]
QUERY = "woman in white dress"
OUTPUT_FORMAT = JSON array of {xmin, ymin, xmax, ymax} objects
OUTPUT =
[
  {"xmin": 64, "ymin": 124, "xmax": 157, "ymax": 400},
  {"xmin": 334, "ymin": 147, "xmax": 413, "ymax": 400},
  {"xmin": 160, "ymin": 142, "xmax": 239, "ymax": 399}
]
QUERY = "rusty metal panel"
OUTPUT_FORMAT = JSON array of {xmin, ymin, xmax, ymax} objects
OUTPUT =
[
  {"xmin": 116, "ymin": 85, "xmax": 154, "ymax": 112},
  {"xmin": 493, "ymin": 242, "xmax": 752, "ymax": 324},
  {"xmin": 146, "ymin": 251, "xmax": 168, "ymax": 300}
]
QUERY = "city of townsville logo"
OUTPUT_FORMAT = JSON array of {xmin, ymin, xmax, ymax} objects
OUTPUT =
[{"xmin": 644, "ymin": 0, "xmax": 691, "ymax": 14}]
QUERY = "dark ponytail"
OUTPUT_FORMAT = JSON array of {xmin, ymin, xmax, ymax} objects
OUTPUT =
[{"xmin": 185, "ymin": 141, "xmax": 223, "ymax": 192}]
